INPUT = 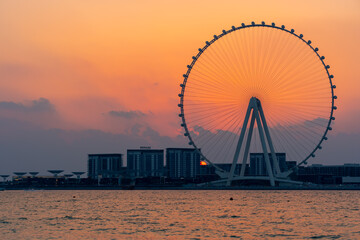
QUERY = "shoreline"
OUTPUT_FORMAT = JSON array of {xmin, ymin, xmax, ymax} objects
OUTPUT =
[{"xmin": 2, "ymin": 185, "xmax": 360, "ymax": 191}]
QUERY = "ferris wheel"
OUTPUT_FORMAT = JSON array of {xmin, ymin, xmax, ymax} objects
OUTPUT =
[{"xmin": 178, "ymin": 22, "xmax": 336, "ymax": 186}]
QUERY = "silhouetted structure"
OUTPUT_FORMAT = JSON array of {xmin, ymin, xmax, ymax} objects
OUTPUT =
[
  {"xmin": 29, "ymin": 172, "xmax": 39, "ymax": 177},
  {"xmin": 286, "ymin": 161, "xmax": 297, "ymax": 170},
  {"xmin": 166, "ymin": 148, "xmax": 200, "ymax": 179},
  {"xmin": 88, "ymin": 154, "xmax": 123, "ymax": 179},
  {"xmin": 249, "ymin": 153, "xmax": 287, "ymax": 176},
  {"xmin": 217, "ymin": 163, "xmax": 250, "ymax": 176},
  {"xmin": 0, "ymin": 175, "xmax": 9, "ymax": 182},
  {"xmin": 13, "ymin": 172, "xmax": 27, "ymax": 178},
  {"xmin": 297, "ymin": 164, "xmax": 360, "ymax": 184},
  {"xmin": 127, "ymin": 148, "xmax": 164, "ymax": 177},
  {"xmin": 72, "ymin": 171, "xmax": 85, "ymax": 180},
  {"xmin": 48, "ymin": 170, "xmax": 63, "ymax": 177}
]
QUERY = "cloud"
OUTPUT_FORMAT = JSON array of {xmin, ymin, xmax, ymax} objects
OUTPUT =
[
  {"xmin": 0, "ymin": 117, "xmax": 187, "ymax": 175},
  {"xmin": 0, "ymin": 98, "xmax": 55, "ymax": 113},
  {"xmin": 0, "ymin": 114, "xmax": 358, "ymax": 175},
  {"xmin": 130, "ymin": 123, "xmax": 142, "ymax": 135},
  {"xmin": 184, "ymin": 116, "xmax": 340, "ymax": 165},
  {"xmin": 108, "ymin": 110, "xmax": 146, "ymax": 119}
]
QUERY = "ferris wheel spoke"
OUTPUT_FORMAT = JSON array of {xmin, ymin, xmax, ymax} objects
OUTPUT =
[
  {"xmin": 187, "ymin": 74, "xmax": 235, "ymax": 95},
  {"xmin": 194, "ymin": 56, "xmax": 238, "ymax": 90},
  {"xmin": 262, "ymin": 29, "xmax": 295, "ymax": 87},
  {"xmin": 266, "ymin": 110, "xmax": 327, "ymax": 147},
  {"xmin": 200, "ymin": 47, "xmax": 243, "ymax": 91},
  {"xmin": 278, "ymin": 112, "xmax": 329, "ymax": 130},
  {"xmin": 188, "ymin": 106, "xmax": 243, "ymax": 134},
  {"xmin": 271, "ymin": 47, "xmax": 320, "ymax": 90},
  {"xmin": 274, "ymin": 67, "xmax": 326, "ymax": 92},
  {"xmin": 267, "ymin": 115, "xmax": 311, "ymax": 160},
  {"xmin": 191, "ymin": 65, "xmax": 238, "ymax": 94},
  {"xmin": 223, "ymin": 31, "xmax": 249, "ymax": 85},
  {"xmin": 258, "ymin": 28, "xmax": 279, "ymax": 88},
  {"xmin": 186, "ymin": 110, "xmax": 244, "ymax": 133},
  {"xmin": 193, "ymin": 110, "xmax": 244, "ymax": 160},
  {"xmin": 231, "ymin": 30, "xmax": 252, "ymax": 83}
]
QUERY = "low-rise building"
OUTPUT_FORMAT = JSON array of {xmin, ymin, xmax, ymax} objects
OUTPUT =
[
  {"xmin": 88, "ymin": 153, "xmax": 123, "ymax": 179},
  {"xmin": 297, "ymin": 163, "xmax": 360, "ymax": 184},
  {"xmin": 127, "ymin": 148, "xmax": 164, "ymax": 177},
  {"xmin": 166, "ymin": 148, "xmax": 200, "ymax": 179},
  {"xmin": 249, "ymin": 153, "xmax": 287, "ymax": 176}
]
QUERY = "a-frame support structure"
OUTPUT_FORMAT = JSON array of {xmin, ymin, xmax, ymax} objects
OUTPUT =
[{"xmin": 226, "ymin": 97, "xmax": 281, "ymax": 187}]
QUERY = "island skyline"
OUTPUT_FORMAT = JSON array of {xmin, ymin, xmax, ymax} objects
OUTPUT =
[{"xmin": 0, "ymin": 0, "xmax": 359, "ymax": 174}]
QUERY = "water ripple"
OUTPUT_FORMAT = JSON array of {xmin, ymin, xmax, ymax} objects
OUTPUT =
[{"xmin": 0, "ymin": 190, "xmax": 359, "ymax": 239}]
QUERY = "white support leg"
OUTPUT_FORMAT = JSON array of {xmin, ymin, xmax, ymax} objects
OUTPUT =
[
  {"xmin": 253, "ymin": 100, "xmax": 275, "ymax": 186},
  {"xmin": 226, "ymin": 99, "xmax": 253, "ymax": 186},
  {"xmin": 224, "ymin": 97, "xmax": 283, "ymax": 187},
  {"xmin": 257, "ymin": 100, "xmax": 281, "ymax": 176},
  {"xmin": 240, "ymin": 113, "xmax": 255, "ymax": 177}
]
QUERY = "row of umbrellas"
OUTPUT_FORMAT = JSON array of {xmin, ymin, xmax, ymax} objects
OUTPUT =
[{"xmin": 1, "ymin": 171, "xmax": 86, "ymax": 181}]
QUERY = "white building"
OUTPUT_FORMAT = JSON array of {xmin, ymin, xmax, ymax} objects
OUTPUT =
[
  {"xmin": 249, "ymin": 153, "xmax": 287, "ymax": 176},
  {"xmin": 88, "ymin": 154, "xmax": 123, "ymax": 179},
  {"xmin": 166, "ymin": 148, "xmax": 200, "ymax": 179},
  {"xmin": 127, "ymin": 148, "xmax": 164, "ymax": 177}
]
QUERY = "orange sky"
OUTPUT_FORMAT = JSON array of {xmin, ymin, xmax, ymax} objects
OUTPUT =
[{"xmin": 0, "ymin": 0, "xmax": 359, "ymax": 137}]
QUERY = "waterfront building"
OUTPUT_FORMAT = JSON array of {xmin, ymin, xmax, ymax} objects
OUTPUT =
[
  {"xmin": 298, "ymin": 163, "xmax": 360, "ymax": 176},
  {"xmin": 297, "ymin": 163, "xmax": 360, "ymax": 184},
  {"xmin": 127, "ymin": 148, "xmax": 164, "ymax": 177},
  {"xmin": 166, "ymin": 148, "xmax": 200, "ymax": 179},
  {"xmin": 342, "ymin": 176, "xmax": 360, "ymax": 184},
  {"xmin": 197, "ymin": 162, "xmax": 249, "ymax": 182},
  {"xmin": 88, "ymin": 153, "xmax": 123, "ymax": 179},
  {"xmin": 286, "ymin": 161, "xmax": 297, "ymax": 170},
  {"xmin": 249, "ymin": 153, "xmax": 287, "ymax": 176}
]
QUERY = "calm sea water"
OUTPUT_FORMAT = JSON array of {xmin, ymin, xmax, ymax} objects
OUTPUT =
[{"xmin": 0, "ymin": 190, "xmax": 359, "ymax": 239}]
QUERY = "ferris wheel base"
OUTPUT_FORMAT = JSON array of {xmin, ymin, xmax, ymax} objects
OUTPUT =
[
  {"xmin": 226, "ymin": 97, "xmax": 294, "ymax": 187},
  {"xmin": 201, "ymin": 176, "xmax": 303, "ymax": 187}
]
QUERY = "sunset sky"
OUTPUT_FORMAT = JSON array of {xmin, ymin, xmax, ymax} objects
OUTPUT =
[{"xmin": 0, "ymin": 0, "xmax": 359, "ymax": 174}]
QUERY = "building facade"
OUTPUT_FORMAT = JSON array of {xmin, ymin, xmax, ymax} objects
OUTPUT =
[
  {"xmin": 297, "ymin": 164, "xmax": 360, "ymax": 184},
  {"xmin": 298, "ymin": 164, "xmax": 360, "ymax": 177},
  {"xmin": 166, "ymin": 148, "xmax": 201, "ymax": 179},
  {"xmin": 127, "ymin": 148, "xmax": 164, "ymax": 177},
  {"xmin": 249, "ymin": 153, "xmax": 287, "ymax": 176},
  {"xmin": 88, "ymin": 154, "xmax": 123, "ymax": 179}
]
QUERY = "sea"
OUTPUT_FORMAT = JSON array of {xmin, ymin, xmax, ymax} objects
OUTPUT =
[{"xmin": 0, "ymin": 190, "xmax": 359, "ymax": 239}]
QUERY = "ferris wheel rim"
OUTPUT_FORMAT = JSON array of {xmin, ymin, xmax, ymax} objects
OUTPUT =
[{"xmin": 178, "ymin": 21, "xmax": 336, "ymax": 169}]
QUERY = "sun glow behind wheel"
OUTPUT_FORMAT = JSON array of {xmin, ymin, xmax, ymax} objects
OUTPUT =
[{"xmin": 179, "ymin": 23, "xmax": 336, "ymax": 168}]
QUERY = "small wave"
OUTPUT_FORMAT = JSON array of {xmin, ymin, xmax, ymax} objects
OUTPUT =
[
  {"xmin": 44, "ymin": 217, "xmax": 59, "ymax": 220},
  {"xmin": 308, "ymin": 235, "xmax": 341, "ymax": 239},
  {"xmin": 87, "ymin": 217, "xmax": 102, "ymax": 221},
  {"xmin": 94, "ymin": 228, "xmax": 117, "ymax": 231},
  {"xmin": 266, "ymin": 233, "xmax": 298, "ymax": 237}
]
